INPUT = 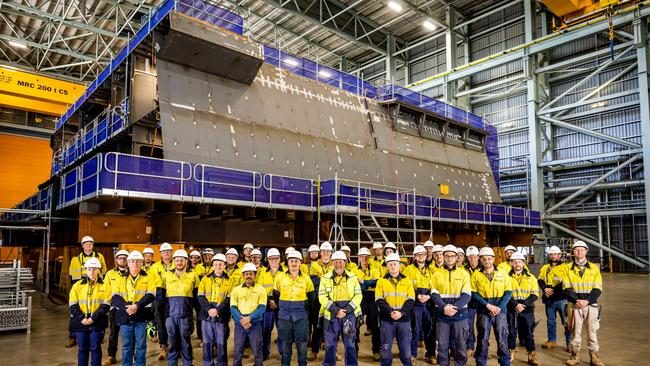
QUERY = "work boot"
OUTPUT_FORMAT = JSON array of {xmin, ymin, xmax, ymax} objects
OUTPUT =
[
  {"xmin": 364, "ymin": 329, "xmax": 372, "ymax": 336},
  {"xmin": 528, "ymin": 351, "xmax": 540, "ymax": 366},
  {"xmin": 158, "ymin": 345, "xmax": 168, "ymax": 361},
  {"xmin": 426, "ymin": 356, "xmax": 437, "ymax": 364},
  {"xmin": 542, "ymin": 341, "xmax": 556, "ymax": 349},
  {"xmin": 65, "ymin": 338, "xmax": 77, "ymax": 348},
  {"xmin": 590, "ymin": 351, "xmax": 605, "ymax": 366},
  {"xmin": 307, "ymin": 352, "xmax": 318, "ymax": 361},
  {"xmin": 101, "ymin": 356, "xmax": 116, "ymax": 366},
  {"xmin": 373, "ymin": 353, "xmax": 381, "ymax": 361},
  {"xmin": 566, "ymin": 346, "xmax": 572, "ymax": 353},
  {"xmin": 510, "ymin": 349, "xmax": 517, "ymax": 362},
  {"xmin": 566, "ymin": 352, "xmax": 580, "ymax": 366},
  {"xmin": 467, "ymin": 349, "xmax": 474, "ymax": 358}
]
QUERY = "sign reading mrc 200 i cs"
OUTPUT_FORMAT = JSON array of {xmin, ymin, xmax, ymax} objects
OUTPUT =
[{"xmin": 0, "ymin": 67, "xmax": 84, "ymax": 115}]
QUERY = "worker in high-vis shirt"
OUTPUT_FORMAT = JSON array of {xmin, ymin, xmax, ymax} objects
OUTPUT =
[
  {"xmin": 306, "ymin": 244, "xmax": 322, "ymax": 361},
  {"xmin": 429, "ymin": 244, "xmax": 445, "ymax": 273},
  {"xmin": 188, "ymin": 250, "xmax": 204, "ymax": 347},
  {"xmin": 230, "ymin": 263, "xmax": 267, "ymax": 366},
  {"xmin": 375, "ymin": 252, "xmax": 416, "ymax": 366},
  {"xmin": 430, "ymin": 244, "xmax": 472, "ymax": 366},
  {"xmin": 198, "ymin": 253, "xmax": 233, "ymax": 366},
  {"xmin": 379, "ymin": 242, "xmax": 404, "ymax": 276},
  {"xmin": 471, "ymin": 247, "xmax": 512, "ymax": 366},
  {"xmin": 110, "ymin": 250, "xmax": 156, "ymax": 366},
  {"xmin": 307, "ymin": 241, "xmax": 333, "ymax": 360},
  {"xmin": 318, "ymin": 250, "xmax": 362, "ymax": 366},
  {"xmin": 142, "ymin": 248, "xmax": 155, "ymax": 272},
  {"xmin": 258, "ymin": 248, "xmax": 284, "ymax": 360},
  {"xmin": 340, "ymin": 245, "xmax": 358, "ymax": 272},
  {"xmin": 423, "ymin": 241, "xmax": 435, "ymax": 266},
  {"xmin": 195, "ymin": 248, "xmax": 215, "ymax": 278},
  {"xmin": 103, "ymin": 249, "xmax": 130, "ymax": 366},
  {"xmin": 538, "ymin": 245, "xmax": 570, "ymax": 351},
  {"xmin": 357, "ymin": 247, "xmax": 381, "ymax": 361},
  {"xmin": 370, "ymin": 242, "xmax": 384, "ymax": 269},
  {"xmin": 497, "ymin": 245, "xmax": 517, "ymax": 273},
  {"xmin": 273, "ymin": 250, "xmax": 315, "ymax": 366},
  {"xmin": 463, "ymin": 246, "xmax": 482, "ymax": 356},
  {"xmin": 563, "ymin": 240, "xmax": 604, "ymax": 366},
  {"xmin": 157, "ymin": 249, "xmax": 200, "ymax": 366},
  {"xmin": 225, "ymin": 248, "xmax": 243, "ymax": 286},
  {"xmin": 149, "ymin": 242, "xmax": 174, "ymax": 359},
  {"xmin": 403, "ymin": 245, "xmax": 435, "ymax": 363},
  {"xmin": 69, "ymin": 257, "xmax": 112, "ymax": 366},
  {"xmin": 456, "ymin": 247, "xmax": 466, "ymax": 267},
  {"xmin": 506, "ymin": 252, "xmax": 540, "ymax": 366},
  {"xmin": 250, "ymin": 249, "xmax": 265, "ymax": 275},
  {"xmin": 239, "ymin": 243, "xmax": 255, "ymax": 268},
  {"xmin": 67, "ymin": 235, "xmax": 108, "ymax": 348}
]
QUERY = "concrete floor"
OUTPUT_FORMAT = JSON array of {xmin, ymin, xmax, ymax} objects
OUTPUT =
[{"xmin": 1, "ymin": 272, "xmax": 647, "ymax": 365}]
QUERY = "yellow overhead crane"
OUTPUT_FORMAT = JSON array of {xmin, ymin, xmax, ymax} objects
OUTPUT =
[{"xmin": 540, "ymin": 0, "xmax": 626, "ymax": 31}]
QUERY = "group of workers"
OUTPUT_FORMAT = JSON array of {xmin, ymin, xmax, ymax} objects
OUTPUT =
[{"xmin": 67, "ymin": 237, "xmax": 605, "ymax": 366}]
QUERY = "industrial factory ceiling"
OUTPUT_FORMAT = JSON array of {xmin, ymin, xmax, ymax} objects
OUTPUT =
[{"xmin": 0, "ymin": 0, "xmax": 505, "ymax": 83}]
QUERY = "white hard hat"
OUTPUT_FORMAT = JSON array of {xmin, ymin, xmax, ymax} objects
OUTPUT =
[
  {"xmin": 267, "ymin": 248, "xmax": 281, "ymax": 258},
  {"xmin": 242, "ymin": 263, "xmax": 257, "ymax": 273},
  {"xmin": 572, "ymin": 240, "xmax": 588, "ymax": 249},
  {"xmin": 285, "ymin": 247, "xmax": 295, "ymax": 254},
  {"xmin": 456, "ymin": 247, "xmax": 465, "ymax": 255},
  {"xmin": 372, "ymin": 242, "xmax": 383, "ymax": 250},
  {"xmin": 84, "ymin": 257, "xmax": 102, "ymax": 269},
  {"xmin": 173, "ymin": 249, "xmax": 188, "ymax": 259},
  {"xmin": 385, "ymin": 253, "xmax": 401, "ymax": 263},
  {"xmin": 115, "ymin": 249, "xmax": 129, "ymax": 258},
  {"xmin": 203, "ymin": 248, "xmax": 214, "ymax": 255},
  {"xmin": 504, "ymin": 245, "xmax": 517, "ymax": 252},
  {"xmin": 226, "ymin": 248, "xmax": 239, "ymax": 257},
  {"xmin": 287, "ymin": 250, "xmax": 303, "ymax": 261},
  {"xmin": 358, "ymin": 247, "xmax": 371, "ymax": 256},
  {"xmin": 251, "ymin": 249, "xmax": 262, "ymax": 257},
  {"xmin": 340, "ymin": 245, "xmax": 351, "ymax": 252},
  {"xmin": 413, "ymin": 245, "xmax": 426, "ymax": 256},
  {"xmin": 479, "ymin": 247, "xmax": 495, "ymax": 257},
  {"xmin": 548, "ymin": 246, "xmax": 562, "ymax": 255},
  {"xmin": 442, "ymin": 245, "xmax": 457, "ymax": 254},
  {"xmin": 332, "ymin": 251, "xmax": 347, "ymax": 261},
  {"xmin": 143, "ymin": 247, "xmax": 154, "ymax": 255},
  {"xmin": 320, "ymin": 241, "xmax": 333, "ymax": 251},
  {"xmin": 160, "ymin": 242, "xmax": 173, "ymax": 252},
  {"xmin": 81, "ymin": 236, "xmax": 94, "ymax": 244},
  {"xmin": 190, "ymin": 250, "xmax": 201, "ymax": 258},
  {"xmin": 128, "ymin": 251, "xmax": 144, "ymax": 261},
  {"xmin": 243, "ymin": 243, "xmax": 254, "ymax": 250},
  {"xmin": 466, "ymin": 246, "xmax": 479, "ymax": 256},
  {"xmin": 432, "ymin": 244, "xmax": 444, "ymax": 253},
  {"xmin": 308, "ymin": 245, "xmax": 320, "ymax": 253},
  {"xmin": 384, "ymin": 242, "xmax": 397, "ymax": 250},
  {"xmin": 212, "ymin": 253, "xmax": 226, "ymax": 262},
  {"xmin": 510, "ymin": 252, "xmax": 525, "ymax": 261},
  {"xmin": 423, "ymin": 240, "xmax": 434, "ymax": 248}
]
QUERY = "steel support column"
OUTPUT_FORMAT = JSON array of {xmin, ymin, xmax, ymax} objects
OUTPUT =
[
  {"xmin": 444, "ymin": 7, "xmax": 458, "ymax": 103},
  {"xmin": 524, "ymin": 0, "xmax": 545, "ymax": 216},
  {"xmin": 386, "ymin": 34, "xmax": 397, "ymax": 82},
  {"xmin": 634, "ymin": 17, "xmax": 650, "ymax": 267}
]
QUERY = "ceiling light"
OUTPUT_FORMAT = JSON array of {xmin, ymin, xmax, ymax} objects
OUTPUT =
[
  {"xmin": 422, "ymin": 20, "xmax": 436, "ymax": 31},
  {"xmin": 283, "ymin": 58, "xmax": 300, "ymax": 67},
  {"xmin": 318, "ymin": 70, "xmax": 332, "ymax": 78},
  {"xmin": 9, "ymin": 41, "xmax": 28, "ymax": 49},
  {"xmin": 591, "ymin": 101, "xmax": 606, "ymax": 109},
  {"xmin": 388, "ymin": 1, "xmax": 402, "ymax": 12}
]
